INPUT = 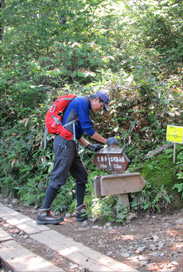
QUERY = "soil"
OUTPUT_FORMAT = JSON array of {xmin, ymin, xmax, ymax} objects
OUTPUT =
[{"xmin": 2, "ymin": 201, "xmax": 183, "ymax": 272}]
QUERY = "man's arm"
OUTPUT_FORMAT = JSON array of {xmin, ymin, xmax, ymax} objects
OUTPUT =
[
  {"xmin": 91, "ymin": 132, "xmax": 107, "ymax": 144},
  {"xmin": 78, "ymin": 132, "xmax": 107, "ymax": 147},
  {"xmin": 79, "ymin": 136, "xmax": 104, "ymax": 152},
  {"xmin": 78, "ymin": 137, "xmax": 90, "ymax": 147},
  {"xmin": 79, "ymin": 134, "xmax": 118, "ymax": 153}
]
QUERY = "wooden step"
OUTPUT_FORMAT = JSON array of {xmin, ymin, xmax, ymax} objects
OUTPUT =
[
  {"xmin": 0, "ymin": 203, "xmax": 139, "ymax": 272},
  {"xmin": 0, "ymin": 227, "xmax": 65, "ymax": 272}
]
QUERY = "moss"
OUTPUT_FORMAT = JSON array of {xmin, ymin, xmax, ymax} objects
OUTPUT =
[{"xmin": 141, "ymin": 153, "xmax": 177, "ymax": 193}]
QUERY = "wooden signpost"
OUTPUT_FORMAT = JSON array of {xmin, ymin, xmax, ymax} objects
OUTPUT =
[
  {"xmin": 93, "ymin": 145, "xmax": 130, "ymax": 173},
  {"xmin": 93, "ymin": 144, "xmax": 146, "ymax": 207}
]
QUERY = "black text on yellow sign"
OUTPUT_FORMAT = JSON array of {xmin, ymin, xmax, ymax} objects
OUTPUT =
[{"xmin": 166, "ymin": 125, "xmax": 183, "ymax": 144}]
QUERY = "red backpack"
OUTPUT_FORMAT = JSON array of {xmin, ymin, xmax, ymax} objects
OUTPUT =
[{"xmin": 44, "ymin": 93, "xmax": 76, "ymax": 148}]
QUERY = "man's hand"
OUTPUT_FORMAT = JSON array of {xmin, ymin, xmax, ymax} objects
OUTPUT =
[
  {"xmin": 86, "ymin": 144, "xmax": 103, "ymax": 152},
  {"xmin": 106, "ymin": 137, "xmax": 119, "ymax": 145}
]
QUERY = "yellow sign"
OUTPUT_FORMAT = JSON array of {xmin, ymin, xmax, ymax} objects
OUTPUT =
[{"xmin": 166, "ymin": 125, "xmax": 183, "ymax": 144}]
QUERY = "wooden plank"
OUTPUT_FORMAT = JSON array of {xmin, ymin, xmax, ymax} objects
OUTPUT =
[
  {"xmin": 31, "ymin": 230, "xmax": 138, "ymax": 272},
  {"xmin": 0, "ymin": 227, "xmax": 13, "ymax": 242},
  {"xmin": 0, "ymin": 239, "xmax": 65, "ymax": 272},
  {"xmin": 0, "ymin": 204, "xmax": 49, "ymax": 234},
  {"xmin": 93, "ymin": 176, "xmax": 101, "ymax": 196},
  {"xmin": 117, "ymin": 194, "xmax": 130, "ymax": 207},
  {"xmin": 100, "ymin": 172, "xmax": 146, "ymax": 196}
]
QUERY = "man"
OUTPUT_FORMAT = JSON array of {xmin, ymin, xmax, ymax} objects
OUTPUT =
[{"xmin": 36, "ymin": 91, "xmax": 118, "ymax": 225}]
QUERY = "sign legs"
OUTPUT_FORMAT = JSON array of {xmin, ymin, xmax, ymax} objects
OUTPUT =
[{"xmin": 117, "ymin": 194, "xmax": 130, "ymax": 208}]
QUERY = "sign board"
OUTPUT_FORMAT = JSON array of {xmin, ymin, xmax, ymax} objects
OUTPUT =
[
  {"xmin": 166, "ymin": 125, "xmax": 183, "ymax": 144},
  {"xmin": 99, "ymin": 173, "xmax": 146, "ymax": 196},
  {"xmin": 93, "ymin": 173, "xmax": 146, "ymax": 207},
  {"xmin": 93, "ymin": 145, "xmax": 130, "ymax": 172}
]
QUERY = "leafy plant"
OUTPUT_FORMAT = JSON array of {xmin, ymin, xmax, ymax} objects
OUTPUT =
[
  {"xmin": 131, "ymin": 183, "xmax": 171, "ymax": 213},
  {"xmin": 172, "ymin": 183, "xmax": 183, "ymax": 199}
]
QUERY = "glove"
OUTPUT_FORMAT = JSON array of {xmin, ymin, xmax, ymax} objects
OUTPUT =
[
  {"xmin": 86, "ymin": 144, "xmax": 103, "ymax": 152},
  {"xmin": 106, "ymin": 137, "xmax": 119, "ymax": 145}
]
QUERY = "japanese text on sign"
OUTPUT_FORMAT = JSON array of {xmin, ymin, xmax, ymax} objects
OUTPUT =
[
  {"xmin": 166, "ymin": 125, "xmax": 183, "ymax": 144},
  {"xmin": 97, "ymin": 156, "xmax": 125, "ymax": 163},
  {"xmin": 96, "ymin": 155, "xmax": 126, "ymax": 170}
]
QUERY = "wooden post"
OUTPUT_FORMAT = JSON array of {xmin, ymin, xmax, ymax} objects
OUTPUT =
[
  {"xmin": 173, "ymin": 143, "xmax": 176, "ymax": 163},
  {"xmin": 117, "ymin": 194, "xmax": 129, "ymax": 208},
  {"xmin": 93, "ymin": 145, "xmax": 146, "ymax": 209}
]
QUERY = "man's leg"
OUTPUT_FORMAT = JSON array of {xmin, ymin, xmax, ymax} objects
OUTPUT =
[
  {"xmin": 37, "ymin": 136, "xmax": 76, "ymax": 225},
  {"xmin": 42, "ymin": 185, "xmax": 58, "ymax": 209},
  {"xmin": 75, "ymin": 183, "xmax": 86, "ymax": 207},
  {"xmin": 70, "ymin": 154, "xmax": 88, "ymax": 222},
  {"xmin": 36, "ymin": 184, "xmax": 64, "ymax": 225}
]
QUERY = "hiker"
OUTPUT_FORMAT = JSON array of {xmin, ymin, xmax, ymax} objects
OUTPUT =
[{"xmin": 36, "ymin": 91, "xmax": 118, "ymax": 225}]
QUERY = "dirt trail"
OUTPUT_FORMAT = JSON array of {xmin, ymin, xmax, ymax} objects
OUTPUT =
[{"xmin": 9, "ymin": 202, "xmax": 183, "ymax": 272}]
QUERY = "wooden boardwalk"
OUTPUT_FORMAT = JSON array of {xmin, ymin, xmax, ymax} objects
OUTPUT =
[{"xmin": 0, "ymin": 203, "xmax": 138, "ymax": 272}]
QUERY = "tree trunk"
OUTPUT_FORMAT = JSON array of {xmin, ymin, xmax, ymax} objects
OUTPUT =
[{"xmin": 0, "ymin": 0, "xmax": 5, "ymax": 42}]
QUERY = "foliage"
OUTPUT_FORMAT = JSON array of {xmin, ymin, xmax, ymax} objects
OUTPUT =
[
  {"xmin": 171, "ymin": 146, "xmax": 183, "ymax": 199},
  {"xmin": 131, "ymin": 182, "xmax": 171, "ymax": 213},
  {"xmin": 1, "ymin": 0, "xmax": 183, "ymax": 222},
  {"xmin": 92, "ymin": 195, "xmax": 128, "ymax": 224},
  {"xmin": 140, "ymin": 153, "xmax": 177, "ymax": 193},
  {"xmin": 172, "ymin": 183, "xmax": 183, "ymax": 199}
]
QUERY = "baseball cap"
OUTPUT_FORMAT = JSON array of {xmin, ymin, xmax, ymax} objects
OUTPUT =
[{"xmin": 96, "ymin": 91, "xmax": 109, "ymax": 111}]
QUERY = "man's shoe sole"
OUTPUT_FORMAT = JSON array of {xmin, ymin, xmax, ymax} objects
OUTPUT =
[
  {"xmin": 76, "ymin": 216, "xmax": 87, "ymax": 222},
  {"xmin": 36, "ymin": 218, "xmax": 64, "ymax": 225}
]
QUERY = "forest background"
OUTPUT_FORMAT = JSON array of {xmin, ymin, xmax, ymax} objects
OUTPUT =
[{"xmin": 1, "ymin": 0, "xmax": 183, "ymax": 223}]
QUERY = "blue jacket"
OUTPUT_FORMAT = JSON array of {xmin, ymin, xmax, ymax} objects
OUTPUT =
[{"xmin": 63, "ymin": 96, "xmax": 95, "ymax": 140}]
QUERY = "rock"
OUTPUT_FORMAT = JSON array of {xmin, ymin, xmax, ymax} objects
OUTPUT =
[
  {"xmin": 139, "ymin": 260, "xmax": 149, "ymax": 266},
  {"xmin": 105, "ymin": 222, "xmax": 111, "ymax": 228},
  {"xmin": 92, "ymin": 225, "xmax": 99, "ymax": 229},
  {"xmin": 82, "ymin": 221, "xmax": 88, "ymax": 227},
  {"xmin": 138, "ymin": 256, "xmax": 149, "ymax": 261},
  {"xmin": 135, "ymin": 246, "xmax": 146, "ymax": 254},
  {"xmin": 149, "ymin": 244, "xmax": 158, "ymax": 251},
  {"xmin": 69, "ymin": 263, "xmax": 79, "ymax": 269},
  {"xmin": 177, "ymin": 247, "xmax": 183, "ymax": 253},
  {"xmin": 11, "ymin": 199, "xmax": 18, "ymax": 205},
  {"xmin": 126, "ymin": 212, "xmax": 137, "ymax": 221},
  {"xmin": 120, "ymin": 249, "xmax": 130, "ymax": 258},
  {"xmin": 31, "ymin": 209, "xmax": 37, "ymax": 214},
  {"xmin": 157, "ymin": 242, "xmax": 164, "ymax": 249},
  {"xmin": 166, "ymin": 261, "xmax": 179, "ymax": 269},
  {"xmin": 89, "ymin": 218, "xmax": 98, "ymax": 223},
  {"xmin": 106, "ymin": 251, "xmax": 113, "ymax": 256},
  {"xmin": 3, "ymin": 198, "xmax": 9, "ymax": 204},
  {"xmin": 151, "ymin": 251, "xmax": 164, "ymax": 257},
  {"xmin": 65, "ymin": 213, "xmax": 71, "ymax": 218},
  {"xmin": 171, "ymin": 261, "xmax": 179, "ymax": 266},
  {"xmin": 175, "ymin": 218, "xmax": 183, "ymax": 225},
  {"xmin": 163, "ymin": 222, "xmax": 169, "ymax": 227},
  {"xmin": 146, "ymin": 263, "xmax": 158, "ymax": 271},
  {"xmin": 150, "ymin": 233, "xmax": 159, "ymax": 242}
]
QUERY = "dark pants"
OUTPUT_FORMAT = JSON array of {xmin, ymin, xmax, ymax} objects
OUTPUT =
[{"xmin": 49, "ymin": 135, "xmax": 88, "ymax": 190}]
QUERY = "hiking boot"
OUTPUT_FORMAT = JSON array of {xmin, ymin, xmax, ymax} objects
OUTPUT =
[
  {"xmin": 36, "ymin": 208, "xmax": 64, "ymax": 225},
  {"xmin": 76, "ymin": 204, "xmax": 87, "ymax": 222}
]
